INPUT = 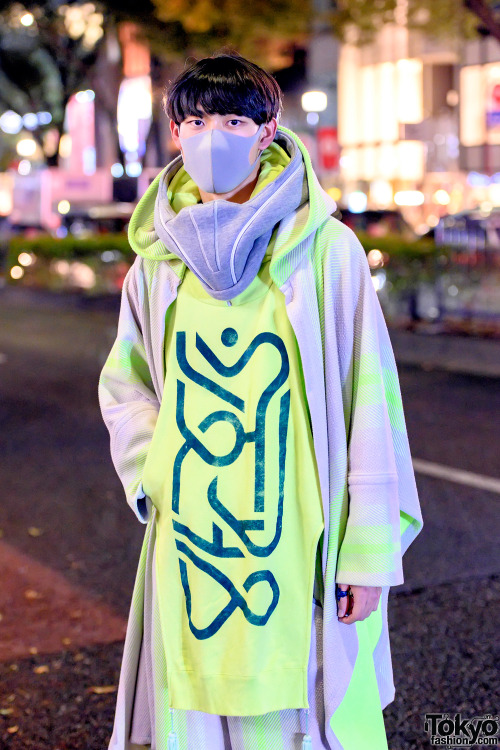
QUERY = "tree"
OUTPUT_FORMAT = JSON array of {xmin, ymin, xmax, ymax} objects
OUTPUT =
[
  {"xmin": 150, "ymin": 0, "xmax": 311, "ymax": 64},
  {"xmin": 0, "ymin": 0, "xmax": 307, "ymax": 170},
  {"xmin": 96, "ymin": 0, "xmax": 313, "ymax": 165},
  {"xmin": 326, "ymin": 0, "xmax": 500, "ymax": 47},
  {"xmin": 0, "ymin": 2, "xmax": 108, "ymax": 167}
]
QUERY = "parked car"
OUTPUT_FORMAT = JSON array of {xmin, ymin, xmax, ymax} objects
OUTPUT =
[
  {"xmin": 435, "ymin": 207, "xmax": 500, "ymax": 252},
  {"xmin": 429, "ymin": 208, "xmax": 500, "ymax": 332},
  {"xmin": 333, "ymin": 207, "xmax": 417, "ymax": 241},
  {"xmin": 59, "ymin": 203, "xmax": 134, "ymax": 237}
]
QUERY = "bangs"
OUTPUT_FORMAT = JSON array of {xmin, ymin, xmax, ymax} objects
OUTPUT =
[
  {"xmin": 171, "ymin": 81, "xmax": 265, "ymax": 124},
  {"xmin": 164, "ymin": 53, "xmax": 282, "ymax": 126}
]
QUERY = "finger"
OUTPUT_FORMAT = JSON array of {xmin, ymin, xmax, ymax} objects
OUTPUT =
[
  {"xmin": 336, "ymin": 584, "xmax": 350, "ymax": 618},
  {"xmin": 346, "ymin": 593, "xmax": 364, "ymax": 623},
  {"xmin": 339, "ymin": 589, "xmax": 357, "ymax": 623}
]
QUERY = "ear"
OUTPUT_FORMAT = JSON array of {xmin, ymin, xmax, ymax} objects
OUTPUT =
[
  {"xmin": 258, "ymin": 118, "xmax": 278, "ymax": 151},
  {"xmin": 170, "ymin": 119, "xmax": 181, "ymax": 151}
]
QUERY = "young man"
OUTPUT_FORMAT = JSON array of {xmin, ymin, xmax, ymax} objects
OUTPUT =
[{"xmin": 99, "ymin": 52, "xmax": 423, "ymax": 750}]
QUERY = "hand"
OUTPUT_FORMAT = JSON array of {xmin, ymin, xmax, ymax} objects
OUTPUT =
[{"xmin": 336, "ymin": 584, "xmax": 382, "ymax": 624}]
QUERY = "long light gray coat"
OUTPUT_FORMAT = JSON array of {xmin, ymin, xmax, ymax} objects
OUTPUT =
[{"xmin": 98, "ymin": 125, "xmax": 423, "ymax": 749}]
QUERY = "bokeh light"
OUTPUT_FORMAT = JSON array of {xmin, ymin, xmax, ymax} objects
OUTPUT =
[{"xmin": 10, "ymin": 266, "xmax": 24, "ymax": 280}]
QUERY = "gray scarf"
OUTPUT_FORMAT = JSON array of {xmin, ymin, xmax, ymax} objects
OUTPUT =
[{"xmin": 153, "ymin": 129, "xmax": 307, "ymax": 301}]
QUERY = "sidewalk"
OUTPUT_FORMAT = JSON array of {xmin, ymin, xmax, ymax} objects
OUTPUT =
[{"xmin": 389, "ymin": 326, "xmax": 500, "ymax": 379}]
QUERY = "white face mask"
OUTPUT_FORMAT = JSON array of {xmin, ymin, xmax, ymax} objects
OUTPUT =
[{"xmin": 179, "ymin": 123, "xmax": 265, "ymax": 194}]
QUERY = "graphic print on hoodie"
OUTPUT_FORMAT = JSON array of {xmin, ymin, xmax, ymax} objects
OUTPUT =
[{"xmin": 141, "ymin": 249, "xmax": 325, "ymax": 717}]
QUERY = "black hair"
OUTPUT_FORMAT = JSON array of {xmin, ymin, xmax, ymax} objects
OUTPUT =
[{"xmin": 163, "ymin": 51, "xmax": 283, "ymax": 126}]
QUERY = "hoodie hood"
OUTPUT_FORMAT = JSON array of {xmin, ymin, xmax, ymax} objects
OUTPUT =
[{"xmin": 128, "ymin": 125, "xmax": 337, "ymax": 297}]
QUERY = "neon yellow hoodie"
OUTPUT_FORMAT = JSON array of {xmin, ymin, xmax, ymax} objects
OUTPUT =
[{"xmin": 141, "ymin": 142, "xmax": 325, "ymax": 716}]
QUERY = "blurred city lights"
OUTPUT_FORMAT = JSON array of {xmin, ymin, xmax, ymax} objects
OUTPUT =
[
  {"xmin": 75, "ymin": 89, "xmax": 95, "ymax": 104},
  {"xmin": 415, "ymin": 223, "xmax": 430, "ymax": 235},
  {"xmin": 0, "ymin": 185, "xmax": 13, "ymax": 216},
  {"xmin": 378, "ymin": 144, "xmax": 398, "ymax": 180},
  {"xmin": 0, "ymin": 16, "xmax": 493, "ymax": 243},
  {"xmin": 83, "ymin": 145, "xmax": 96, "ymax": 175},
  {"xmin": 0, "ymin": 111, "xmax": 23, "ymax": 135},
  {"xmin": 16, "ymin": 138, "xmax": 37, "ymax": 157},
  {"xmin": 327, "ymin": 186, "xmax": 342, "ymax": 201},
  {"xmin": 10, "ymin": 266, "xmax": 24, "ymax": 280},
  {"xmin": 370, "ymin": 179, "xmax": 393, "ymax": 207},
  {"xmin": 447, "ymin": 135, "xmax": 459, "ymax": 159},
  {"xmin": 22, "ymin": 113, "xmax": 39, "ymax": 130},
  {"xmin": 117, "ymin": 76, "xmax": 152, "ymax": 155},
  {"xmin": 339, "ymin": 150, "xmax": 358, "ymax": 180},
  {"xmin": 59, "ymin": 134, "xmax": 72, "ymax": 158},
  {"xmin": 301, "ymin": 91, "xmax": 328, "ymax": 112},
  {"xmin": 467, "ymin": 171, "xmax": 490, "ymax": 187},
  {"xmin": 396, "ymin": 59, "xmax": 423, "ymax": 124},
  {"xmin": 67, "ymin": 262, "xmax": 96, "ymax": 289},
  {"xmin": 18, "ymin": 160, "xmax": 31, "ymax": 175},
  {"xmin": 489, "ymin": 184, "xmax": 500, "ymax": 205},
  {"xmin": 59, "ymin": 4, "xmax": 103, "ymax": 49},
  {"xmin": 63, "ymin": 93, "xmax": 95, "ymax": 173},
  {"xmin": 394, "ymin": 190, "xmax": 425, "ymax": 206},
  {"xmin": 43, "ymin": 129, "xmax": 59, "ymax": 158},
  {"xmin": 122, "ymin": 80, "xmax": 153, "ymax": 120},
  {"xmin": 37, "ymin": 111, "xmax": 52, "ymax": 125},
  {"xmin": 53, "ymin": 260, "xmax": 70, "ymax": 275},
  {"xmin": 111, "ymin": 163, "xmax": 124, "ymax": 177},
  {"xmin": 367, "ymin": 249, "xmax": 385, "ymax": 269},
  {"xmin": 101, "ymin": 250, "xmax": 120, "ymax": 262},
  {"xmin": 433, "ymin": 189, "xmax": 451, "ymax": 206},
  {"xmin": 69, "ymin": 220, "xmax": 88, "ymax": 237},
  {"xmin": 371, "ymin": 271, "xmax": 386, "ymax": 291},
  {"xmin": 397, "ymin": 141, "xmax": 425, "ymax": 181},
  {"xmin": 125, "ymin": 161, "xmax": 142, "ymax": 177},
  {"xmin": 347, "ymin": 191, "xmax": 368, "ymax": 213},
  {"xmin": 20, "ymin": 12, "xmax": 34, "ymax": 26},
  {"xmin": 18, "ymin": 253, "xmax": 34, "ymax": 267}
]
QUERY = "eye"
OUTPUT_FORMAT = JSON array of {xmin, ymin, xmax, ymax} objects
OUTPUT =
[{"xmin": 227, "ymin": 119, "xmax": 242, "ymax": 126}]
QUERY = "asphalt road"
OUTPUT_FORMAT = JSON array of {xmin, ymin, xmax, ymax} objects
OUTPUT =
[{"xmin": 0, "ymin": 289, "xmax": 498, "ymax": 749}]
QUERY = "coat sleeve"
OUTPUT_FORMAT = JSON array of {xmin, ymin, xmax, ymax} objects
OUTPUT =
[
  {"xmin": 98, "ymin": 260, "xmax": 159, "ymax": 523},
  {"xmin": 335, "ymin": 228, "xmax": 423, "ymax": 587}
]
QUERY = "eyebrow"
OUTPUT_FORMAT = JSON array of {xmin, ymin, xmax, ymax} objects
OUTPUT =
[{"xmin": 185, "ymin": 114, "xmax": 247, "ymax": 120}]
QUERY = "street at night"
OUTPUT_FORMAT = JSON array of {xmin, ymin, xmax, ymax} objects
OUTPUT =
[
  {"xmin": 2, "ymin": 1, "xmax": 500, "ymax": 748},
  {"xmin": 0, "ymin": 289, "xmax": 498, "ymax": 748}
]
